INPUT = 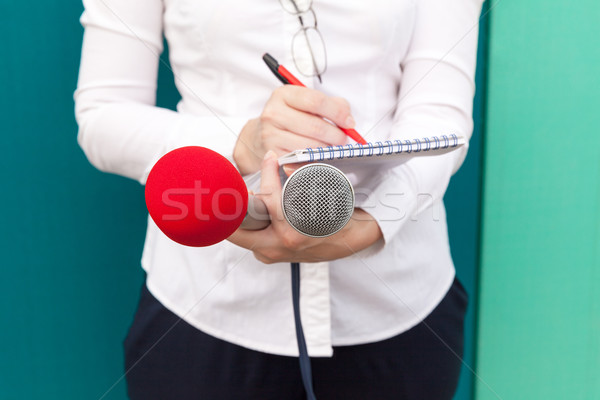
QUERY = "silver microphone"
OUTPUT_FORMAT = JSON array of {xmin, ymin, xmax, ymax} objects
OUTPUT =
[{"xmin": 240, "ymin": 163, "xmax": 355, "ymax": 237}]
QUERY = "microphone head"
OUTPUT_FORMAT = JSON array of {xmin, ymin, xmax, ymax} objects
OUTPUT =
[
  {"xmin": 145, "ymin": 146, "xmax": 248, "ymax": 247},
  {"xmin": 282, "ymin": 163, "xmax": 355, "ymax": 237}
]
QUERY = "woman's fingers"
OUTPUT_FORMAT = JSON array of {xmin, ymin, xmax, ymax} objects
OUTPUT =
[
  {"xmin": 262, "ymin": 128, "xmax": 334, "ymax": 157},
  {"xmin": 256, "ymin": 151, "xmax": 284, "ymax": 224},
  {"xmin": 277, "ymin": 86, "xmax": 355, "ymax": 128},
  {"xmin": 270, "ymin": 85, "xmax": 355, "ymax": 128},
  {"xmin": 282, "ymin": 162, "xmax": 307, "ymax": 177},
  {"xmin": 262, "ymin": 105, "xmax": 347, "ymax": 146}
]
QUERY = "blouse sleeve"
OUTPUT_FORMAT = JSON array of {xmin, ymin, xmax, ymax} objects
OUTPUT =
[
  {"xmin": 354, "ymin": 0, "xmax": 484, "ymax": 243},
  {"xmin": 74, "ymin": 0, "xmax": 245, "ymax": 183}
]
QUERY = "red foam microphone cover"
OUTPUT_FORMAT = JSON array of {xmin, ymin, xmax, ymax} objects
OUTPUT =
[{"xmin": 145, "ymin": 146, "xmax": 248, "ymax": 247}]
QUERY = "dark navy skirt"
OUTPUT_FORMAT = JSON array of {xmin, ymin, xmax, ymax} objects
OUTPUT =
[{"xmin": 124, "ymin": 277, "xmax": 468, "ymax": 400}]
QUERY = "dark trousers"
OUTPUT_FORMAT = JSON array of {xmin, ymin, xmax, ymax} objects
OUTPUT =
[{"xmin": 124, "ymin": 278, "xmax": 468, "ymax": 400}]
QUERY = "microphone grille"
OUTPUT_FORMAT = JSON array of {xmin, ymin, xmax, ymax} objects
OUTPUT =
[{"xmin": 282, "ymin": 164, "xmax": 355, "ymax": 238}]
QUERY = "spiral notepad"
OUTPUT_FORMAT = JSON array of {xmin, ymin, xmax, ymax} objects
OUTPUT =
[
  {"xmin": 243, "ymin": 134, "xmax": 465, "ymax": 191},
  {"xmin": 278, "ymin": 134, "xmax": 465, "ymax": 166}
]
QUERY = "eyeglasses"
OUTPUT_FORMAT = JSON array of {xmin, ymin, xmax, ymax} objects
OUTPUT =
[{"xmin": 279, "ymin": 0, "xmax": 327, "ymax": 83}]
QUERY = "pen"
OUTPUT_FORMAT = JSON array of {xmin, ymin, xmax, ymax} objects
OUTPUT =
[{"xmin": 262, "ymin": 53, "xmax": 368, "ymax": 145}]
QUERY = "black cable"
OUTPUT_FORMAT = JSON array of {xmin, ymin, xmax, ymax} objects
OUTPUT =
[{"xmin": 291, "ymin": 262, "xmax": 317, "ymax": 400}]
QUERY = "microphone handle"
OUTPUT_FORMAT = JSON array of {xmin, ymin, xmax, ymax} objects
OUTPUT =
[{"xmin": 239, "ymin": 195, "xmax": 271, "ymax": 230}]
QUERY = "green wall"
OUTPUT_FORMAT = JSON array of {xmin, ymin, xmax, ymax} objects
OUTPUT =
[
  {"xmin": 476, "ymin": 1, "xmax": 600, "ymax": 399},
  {"xmin": 0, "ymin": 1, "xmax": 485, "ymax": 399},
  {"xmin": 0, "ymin": 1, "xmax": 146, "ymax": 399}
]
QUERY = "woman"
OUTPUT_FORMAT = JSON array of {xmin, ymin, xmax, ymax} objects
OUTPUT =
[{"xmin": 75, "ymin": 0, "xmax": 482, "ymax": 398}]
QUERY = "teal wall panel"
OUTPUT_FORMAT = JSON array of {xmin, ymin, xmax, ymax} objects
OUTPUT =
[
  {"xmin": 0, "ymin": 2, "xmax": 146, "ymax": 399},
  {"xmin": 476, "ymin": 1, "xmax": 600, "ymax": 399}
]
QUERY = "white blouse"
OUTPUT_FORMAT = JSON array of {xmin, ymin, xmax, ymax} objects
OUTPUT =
[{"xmin": 75, "ymin": 0, "xmax": 483, "ymax": 356}]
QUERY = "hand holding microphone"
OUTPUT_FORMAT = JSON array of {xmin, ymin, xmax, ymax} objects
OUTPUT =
[
  {"xmin": 145, "ymin": 146, "xmax": 361, "ymax": 254},
  {"xmin": 228, "ymin": 151, "xmax": 382, "ymax": 264}
]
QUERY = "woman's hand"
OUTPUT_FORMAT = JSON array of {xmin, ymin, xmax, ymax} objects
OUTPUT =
[
  {"xmin": 233, "ymin": 86, "xmax": 356, "ymax": 175},
  {"xmin": 227, "ymin": 151, "xmax": 383, "ymax": 264}
]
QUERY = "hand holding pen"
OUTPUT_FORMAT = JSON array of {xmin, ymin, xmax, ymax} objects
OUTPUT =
[
  {"xmin": 263, "ymin": 53, "xmax": 367, "ymax": 145},
  {"xmin": 232, "ymin": 54, "xmax": 363, "ymax": 175}
]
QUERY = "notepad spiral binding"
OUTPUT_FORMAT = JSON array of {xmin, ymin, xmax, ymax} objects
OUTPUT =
[{"xmin": 306, "ymin": 134, "xmax": 459, "ymax": 162}]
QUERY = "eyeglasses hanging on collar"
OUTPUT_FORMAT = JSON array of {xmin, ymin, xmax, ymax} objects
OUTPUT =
[{"xmin": 279, "ymin": 0, "xmax": 327, "ymax": 83}]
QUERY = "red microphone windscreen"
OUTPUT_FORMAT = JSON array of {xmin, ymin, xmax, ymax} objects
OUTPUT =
[{"xmin": 145, "ymin": 147, "xmax": 248, "ymax": 247}]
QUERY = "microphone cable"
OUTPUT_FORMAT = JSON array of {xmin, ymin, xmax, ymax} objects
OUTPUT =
[{"xmin": 291, "ymin": 262, "xmax": 317, "ymax": 400}]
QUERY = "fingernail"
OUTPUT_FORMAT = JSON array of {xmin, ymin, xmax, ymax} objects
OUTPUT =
[
  {"xmin": 283, "ymin": 165, "xmax": 294, "ymax": 176},
  {"xmin": 345, "ymin": 116, "xmax": 356, "ymax": 128}
]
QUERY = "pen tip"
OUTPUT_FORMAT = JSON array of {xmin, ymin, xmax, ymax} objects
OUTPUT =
[{"xmin": 263, "ymin": 53, "xmax": 278, "ymax": 68}]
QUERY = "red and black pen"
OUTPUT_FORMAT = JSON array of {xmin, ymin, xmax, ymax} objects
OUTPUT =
[{"xmin": 262, "ymin": 53, "xmax": 368, "ymax": 145}]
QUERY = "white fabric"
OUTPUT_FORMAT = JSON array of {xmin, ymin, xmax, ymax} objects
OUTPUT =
[{"xmin": 75, "ymin": 0, "xmax": 483, "ymax": 356}]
